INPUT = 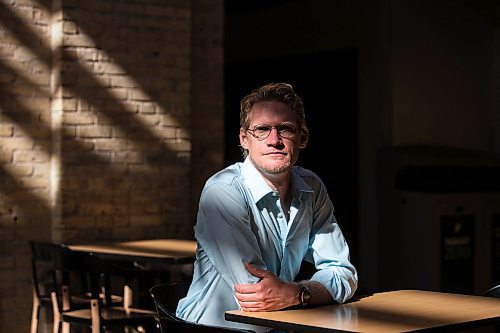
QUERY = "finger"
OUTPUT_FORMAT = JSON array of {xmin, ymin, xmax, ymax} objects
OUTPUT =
[
  {"xmin": 237, "ymin": 300, "xmax": 264, "ymax": 311},
  {"xmin": 234, "ymin": 282, "xmax": 259, "ymax": 294},
  {"xmin": 234, "ymin": 290, "xmax": 259, "ymax": 302}
]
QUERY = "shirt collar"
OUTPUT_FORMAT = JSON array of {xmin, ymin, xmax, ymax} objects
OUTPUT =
[
  {"xmin": 241, "ymin": 157, "xmax": 273, "ymax": 203},
  {"xmin": 241, "ymin": 157, "xmax": 314, "ymax": 203},
  {"xmin": 291, "ymin": 168, "xmax": 314, "ymax": 197}
]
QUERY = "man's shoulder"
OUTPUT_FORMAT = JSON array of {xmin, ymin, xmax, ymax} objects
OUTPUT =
[
  {"xmin": 205, "ymin": 162, "xmax": 244, "ymax": 188},
  {"xmin": 292, "ymin": 165, "xmax": 326, "ymax": 195},
  {"xmin": 292, "ymin": 165, "xmax": 322, "ymax": 181}
]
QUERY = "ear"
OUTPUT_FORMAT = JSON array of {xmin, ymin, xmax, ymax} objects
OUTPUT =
[
  {"xmin": 239, "ymin": 128, "xmax": 249, "ymax": 150},
  {"xmin": 299, "ymin": 132, "xmax": 308, "ymax": 149}
]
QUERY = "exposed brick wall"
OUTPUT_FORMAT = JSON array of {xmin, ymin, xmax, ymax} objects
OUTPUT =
[
  {"xmin": 0, "ymin": 1, "xmax": 53, "ymax": 332},
  {"xmin": 0, "ymin": 0, "xmax": 224, "ymax": 332},
  {"xmin": 191, "ymin": 0, "xmax": 224, "ymax": 219},
  {"xmin": 55, "ymin": 0, "xmax": 194, "ymax": 242}
]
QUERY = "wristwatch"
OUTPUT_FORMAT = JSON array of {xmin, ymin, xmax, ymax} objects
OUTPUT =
[{"xmin": 297, "ymin": 281, "xmax": 311, "ymax": 307}]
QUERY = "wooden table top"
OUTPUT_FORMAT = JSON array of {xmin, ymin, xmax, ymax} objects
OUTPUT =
[
  {"xmin": 68, "ymin": 239, "xmax": 197, "ymax": 264},
  {"xmin": 226, "ymin": 289, "xmax": 500, "ymax": 332}
]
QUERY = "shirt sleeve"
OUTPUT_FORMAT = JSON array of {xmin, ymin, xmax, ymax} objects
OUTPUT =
[
  {"xmin": 305, "ymin": 176, "xmax": 358, "ymax": 304},
  {"xmin": 194, "ymin": 179, "xmax": 265, "ymax": 289}
]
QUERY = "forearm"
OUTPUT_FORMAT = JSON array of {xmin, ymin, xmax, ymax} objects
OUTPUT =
[{"xmin": 298, "ymin": 280, "xmax": 333, "ymax": 306}]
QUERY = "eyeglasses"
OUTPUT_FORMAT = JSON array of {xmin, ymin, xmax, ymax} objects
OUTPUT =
[{"xmin": 246, "ymin": 123, "xmax": 298, "ymax": 141}]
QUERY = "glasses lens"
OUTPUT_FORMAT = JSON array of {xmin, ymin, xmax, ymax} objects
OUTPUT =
[
  {"xmin": 253, "ymin": 125, "xmax": 272, "ymax": 139},
  {"xmin": 277, "ymin": 124, "xmax": 297, "ymax": 139}
]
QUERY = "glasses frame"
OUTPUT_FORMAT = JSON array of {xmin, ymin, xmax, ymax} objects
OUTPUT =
[{"xmin": 246, "ymin": 123, "xmax": 299, "ymax": 141}]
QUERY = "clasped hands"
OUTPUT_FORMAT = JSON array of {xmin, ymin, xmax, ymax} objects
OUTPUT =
[{"xmin": 234, "ymin": 262, "xmax": 301, "ymax": 312}]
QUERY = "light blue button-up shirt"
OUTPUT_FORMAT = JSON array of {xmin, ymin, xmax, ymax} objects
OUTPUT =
[{"xmin": 176, "ymin": 158, "xmax": 358, "ymax": 331}]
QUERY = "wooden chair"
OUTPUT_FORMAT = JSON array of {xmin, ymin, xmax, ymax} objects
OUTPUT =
[
  {"xmin": 149, "ymin": 282, "xmax": 255, "ymax": 333},
  {"xmin": 29, "ymin": 241, "xmax": 124, "ymax": 333},
  {"xmin": 30, "ymin": 241, "xmax": 61, "ymax": 333},
  {"xmin": 50, "ymin": 245, "xmax": 157, "ymax": 333}
]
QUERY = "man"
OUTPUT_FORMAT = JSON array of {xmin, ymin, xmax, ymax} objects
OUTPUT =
[{"xmin": 177, "ymin": 82, "xmax": 357, "ymax": 332}]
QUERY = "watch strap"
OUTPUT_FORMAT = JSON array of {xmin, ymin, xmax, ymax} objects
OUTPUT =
[{"xmin": 297, "ymin": 281, "xmax": 311, "ymax": 307}]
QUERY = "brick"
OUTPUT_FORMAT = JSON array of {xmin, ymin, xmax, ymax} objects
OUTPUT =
[
  {"xmin": 32, "ymin": 164, "xmax": 49, "ymax": 177},
  {"xmin": 138, "ymin": 114, "xmax": 159, "ymax": 126},
  {"xmin": 93, "ymin": 139, "xmax": 128, "ymax": 151},
  {"xmin": 0, "ymin": 125, "xmax": 13, "ymax": 137},
  {"xmin": 63, "ymin": 113, "xmax": 95, "ymax": 125},
  {"xmin": 14, "ymin": 125, "xmax": 51, "ymax": 140},
  {"xmin": 114, "ymin": 152, "xmax": 144, "ymax": 163},
  {"xmin": 62, "ymin": 98, "xmax": 78, "ymax": 111},
  {"xmin": 62, "ymin": 20, "xmax": 78, "ymax": 34},
  {"xmin": 110, "ymin": 76, "xmax": 137, "ymax": 88},
  {"xmin": 18, "ymin": 176, "xmax": 49, "ymax": 189},
  {"xmin": 0, "ymin": 149, "xmax": 12, "ymax": 162},
  {"xmin": 97, "ymin": 113, "xmax": 129, "ymax": 126},
  {"xmin": 129, "ymin": 89, "xmax": 152, "ymax": 101},
  {"xmin": 140, "ymin": 102, "xmax": 156, "ymax": 114},
  {"xmin": 3, "ymin": 164, "xmax": 33, "ymax": 177},
  {"xmin": 172, "ymin": 140, "xmax": 191, "ymax": 152},
  {"xmin": 13, "ymin": 46, "xmax": 35, "ymax": 62},
  {"xmin": 78, "ymin": 126, "xmax": 112, "ymax": 138},
  {"xmin": 62, "ymin": 126, "xmax": 77, "ymax": 138},
  {"xmin": 161, "ymin": 114, "xmax": 180, "ymax": 127},
  {"xmin": 156, "ymin": 125, "xmax": 177, "ymax": 138},
  {"xmin": 63, "ymin": 34, "xmax": 96, "ymax": 48},
  {"xmin": 177, "ymin": 127, "xmax": 190, "ymax": 139},
  {"xmin": 12, "ymin": 150, "xmax": 49, "ymax": 163},
  {"xmin": 96, "ymin": 62, "xmax": 127, "ymax": 75},
  {"xmin": 78, "ymin": 100, "xmax": 92, "ymax": 111},
  {"xmin": 29, "ymin": 71, "xmax": 50, "ymax": 86},
  {"xmin": 108, "ymin": 87, "xmax": 128, "ymax": 100},
  {"xmin": 0, "ymin": 45, "xmax": 14, "ymax": 58}
]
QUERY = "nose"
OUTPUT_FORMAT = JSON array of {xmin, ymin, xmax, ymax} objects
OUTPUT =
[{"xmin": 266, "ymin": 127, "xmax": 282, "ymax": 144}]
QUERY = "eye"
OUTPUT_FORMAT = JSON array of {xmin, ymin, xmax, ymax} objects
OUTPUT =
[
  {"xmin": 277, "ymin": 124, "xmax": 297, "ymax": 135},
  {"xmin": 253, "ymin": 125, "xmax": 271, "ymax": 135}
]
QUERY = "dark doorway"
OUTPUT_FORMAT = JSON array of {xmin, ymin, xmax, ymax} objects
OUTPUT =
[{"xmin": 224, "ymin": 51, "xmax": 359, "ymax": 264}]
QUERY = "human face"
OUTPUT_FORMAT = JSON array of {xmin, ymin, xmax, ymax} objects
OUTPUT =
[{"xmin": 240, "ymin": 101, "xmax": 306, "ymax": 176}]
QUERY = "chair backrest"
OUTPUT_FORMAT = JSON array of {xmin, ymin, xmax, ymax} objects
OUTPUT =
[
  {"xmin": 50, "ymin": 245, "xmax": 147, "ymax": 306},
  {"xmin": 48, "ymin": 242, "xmax": 99, "ymax": 297},
  {"xmin": 483, "ymin": 284, "xmax": 500, "ymax": 298},
  {"xmin": 150, "ymin": 283, "xmax": 255, "ymax": 333},
  {"xmin": 149, "ymin": 282, "xmax": 190, "ymax": 319},
  {"xmin": 30, "ymin": 241, "xmax": 66, "ymax": 300}
]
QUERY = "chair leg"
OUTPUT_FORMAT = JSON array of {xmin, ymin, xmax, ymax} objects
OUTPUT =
[
  {"xmin": 124, "ymin": 285, "xmax": 132, "ymax": 314},
  {"xmin": 90, "ymin": 299, "xmax": 101, "ymax": 333},
  {"xmin": 61, "ymin": 322, "xmax": 70, "ymax": 333},
  {"xmin": 30, "ymin": 287, "xmax": 40, "ymax": 333},
  {"xmin": 61, "ymin": 285, "xmax": 70, "ymax": 311},
  {"xmin": 50, "ymin": 292, "xmax": 61, "ymax": 333},
  {"xmin": 58, "ymin": 286, "xmax": 72, "ymax": 333}
]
